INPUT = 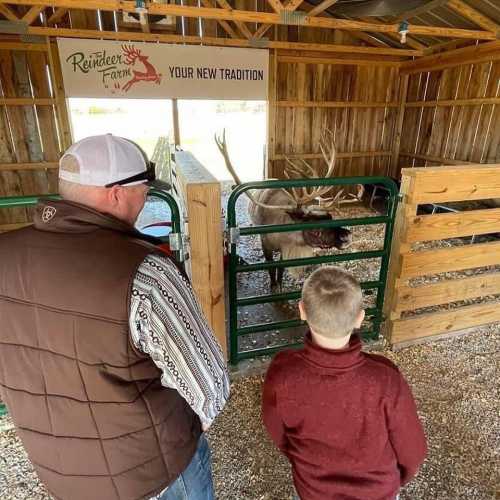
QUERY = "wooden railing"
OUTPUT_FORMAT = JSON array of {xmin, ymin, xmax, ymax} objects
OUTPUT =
[{"xmin": 384, "ymin": 164, "xmax": 500, "ymax": 346}]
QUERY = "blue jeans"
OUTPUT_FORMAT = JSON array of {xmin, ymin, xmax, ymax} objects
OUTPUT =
[{"xmin": 153, "ymin": 434, "xmax": 215, "ymax": 500}]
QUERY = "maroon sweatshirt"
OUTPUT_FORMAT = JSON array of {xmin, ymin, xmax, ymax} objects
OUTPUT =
[{"xmin": 262, "ymin": 333, "xmax": 427, "ymax": 500}]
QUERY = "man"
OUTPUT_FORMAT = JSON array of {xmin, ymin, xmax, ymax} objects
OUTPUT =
[{"xmin": 0, "ymin": 134, "xmax": 230, "ymax": 500}]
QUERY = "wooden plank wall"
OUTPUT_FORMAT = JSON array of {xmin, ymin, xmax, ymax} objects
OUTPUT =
[
  {"xmin": 399, "ymin": 59, "xmax": 500, "ymax": 169},
  {"xmin": 268, "ymin": 29, "xmax": 402, "ymax": 180},
  {"xmin": 384, "ymin": 164, "xmax": 500, "ymax": 346},
  {"xmin": 0, "ymin": 42, "xmax": 63, "ymax": 231}
]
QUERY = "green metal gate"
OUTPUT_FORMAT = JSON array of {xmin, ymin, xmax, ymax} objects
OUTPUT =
[
  {"xmin": 0, "ymin": 189, "xmax": 182, "ymax": 418},
  {"xmin": 227, "ymin": 176, "xmax": 399, "ymax": 364}
]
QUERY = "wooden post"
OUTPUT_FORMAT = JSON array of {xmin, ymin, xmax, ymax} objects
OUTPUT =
[
  {"xmin": 390, "ymin": 73, "xmax": 409, "ymax": 177},
  {"xmin": 47, "ymin": 39, "xmax": 73, "ymax": 151},
  {"xmin": 175, "ymin": 151, "xmax": 227, "ymax": 358},
  {"xmin": 172, "ymin": 98, "xmax": 181, "ymax": 147},
  {"xmin": 266, "ymin": 49, "xmax": 277, "ymax": 179}
]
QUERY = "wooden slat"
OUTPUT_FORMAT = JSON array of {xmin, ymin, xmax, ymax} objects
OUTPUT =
[
  {"xmin": 447, "ymin": 0, "xmax": 499, "ymax": 33},
  {"xmin": 395, "ymin": 273, "xmax": 500, "ymax": 312},
  {"xmin": 215, "ymin": 0, "xmax": 253, "ymax": 38},
  {"xmin": 0, "ymin": 162, "xmax": 58, "ymax": 171},
  {"xmin": 391, "ymin": 301, "xmax": 500, "ymax": 343},
  {"xmin": 400, "ymin": 241, "xmax": 500, "ymax": 278},
  {"xmin": 405, "ymin": 97, "xmax": 500, "ymax": 108},
  {"xmin": 199, "ymin": 0, "xmax": 239, "ymax": 38},
  {"xmin": 277, "ymin": 56, "xmax": 402, "ymax": 66},
  {"xmin": 47, "ymin": 6, "xmax": 68, "ymax": 25},
  {"xmin": 271, "ymin": 151, "xmax": 391, "ymax": 160},
  {"xmin": 407, "ymin": 208, "xmax": 500, "ymax": 242},
  {"xmin": 0, "ymin": 98, "xmax": 56, "ymax": 106},
  {"xmin": 276, "ymin": 100, "xmax": 398, "ymax": 108},
  {"xmin": 28, "ymin": 26, "xmax": 419, "ymax": 56},
  {"xmin": 394, "ymin": 0, "xmax": 450, "ymax": 22},
  {"xmin": 5, "ymin": 0, "xmax": 495, "ymax": 40},
  {"xmin": 399, "ymin": 153, "xmax": 473, "ymax": 165},
  {"xmin": 402, "ymin": 40, "xmax": 500, "ymax": 74},
  {"xmin": 0, "ymin": 42, "xmax": 47, "ymax": 51},
  {"xmin": 403, "ymin": 164, "xmax": 500, "ymax": 204},
  {"xmin": 266, "ymin": 0, "xmax": 283, "ymax": 13},
  {"xmin": 391, "ymin": 74, "xmax": 409, "ymax": 172}
]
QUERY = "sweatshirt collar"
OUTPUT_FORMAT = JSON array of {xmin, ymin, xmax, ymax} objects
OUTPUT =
[{"xmin": 300, "ymin": 331, "xmax": 366, "ymax": 373}]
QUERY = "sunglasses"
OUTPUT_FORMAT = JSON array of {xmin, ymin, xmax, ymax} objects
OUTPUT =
[{"xmin": 105, "ymin": 161, "xmax": 156, "ymax": 188}]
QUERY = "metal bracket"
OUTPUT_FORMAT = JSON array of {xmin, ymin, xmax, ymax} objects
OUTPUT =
[
  {"xmin": 168, "ymin": 232, "xmax": 182, "ymax": 251},
  {"xmin": 249, "ymin": 37, "xmax": 270, "ymax": 49},
  {"xmin": 279, "ymin": 10, "xmax": 307, "ymax": 26},
  {"xmin": 229, "ymin": 227, "xmax": 240, "ymax": 245}
]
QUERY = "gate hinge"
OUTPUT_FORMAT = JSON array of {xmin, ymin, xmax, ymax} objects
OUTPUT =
[{"xmin": 229, "ymin": 227, "xmax": 240, "ymax": 245}]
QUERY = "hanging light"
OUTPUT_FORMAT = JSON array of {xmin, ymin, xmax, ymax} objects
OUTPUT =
[
  {"xmin": 398, "ymin": 21, "xmax": 409, "ymax": 44},
  {"xmin": 135, "ymin": 0, "xmax": 148, "ymax": 13}
]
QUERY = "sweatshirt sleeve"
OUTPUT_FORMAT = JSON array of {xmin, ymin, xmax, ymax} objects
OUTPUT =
[
  {"xmin": 262, "ymin": 358, "xmax": 288, "ymax": 453},
  {"xmin": 386, "ymin": 372, "xmax": 428, "ymax": 486}
]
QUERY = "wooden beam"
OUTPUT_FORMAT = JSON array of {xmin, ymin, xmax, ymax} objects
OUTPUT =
[
  {"xmin": 405, "ymin": 97, "xmax": 500, "ymax": 107},
  {"xmin": 394, "ymin": 0, "xmax": 450, "ymax": 22},
  {"xmin": 22, "ymin": 5, "xmax": 45, "ymax": 24},
  {"xmin": 0, "ymin": 161, "xmax": 58, "ymax": 171},
  {"xmin": 0, "ymin": 4, "xmax": 18, "ymax": 21},
  {"xmin": 447, "ymin": 0, "xmax": 499, "ymax": 34},
  {"xmin": 277, "ymin": 55, "xmax": 402, "ymax": 66},
  {"xmin": 27, "ymin": 26, "xmax": 419, "ymax": 57},
  {"xmin": 272, "ymin": 151, "xmax": 391, "ymax": 160},
  {"xmin": 266, "ymin": 0, "xmax": 283, "ymax": 13},
  {"xmin": 399, "ymin": 153, "xmax": 473, "ymax": 165},
  {"xmin": 215, "ymin": 0, "xmax": 253, "ymax": 38},
  {"xmin": 285, "ymin": 0, "xmax": 304, "ymax": 11},
  {"xmin": 401, "ymin": 40, "xmax": 500, "ymax": 74},
  {"xmin": 200, "ymin": 0, "xmax": 239, "ymax": 38},
  {"xmin": 0, "ymin": 41, "xmax": 47, "ymax": 50},
  {"xmin": 172, "ymin": 98, "xmax": 180, "ymax": 146},
  {"xmin": 347, "ymin": 30, "xmax": 390, "ymax": 48},
  {"xmin": 47, "ymin": 7, "xmax": 68, "ymax": 25},
  {"xmin": 423, "ymin": 38, "xmax": 474, "ymax": 55},
  {"xmin": 276, "ymin": 100, "xmax": 399, "ymax": 108},
  {"xmin": 2, "ymin": 0, "xmax": 496, "ymax": 40},
  {"xmin": 308, "ymin": 0, "xmax": 338, "ymax": 17},
  {"xmin": 0, "ymin": 97, "xmax": 56, "ymax": 105}
]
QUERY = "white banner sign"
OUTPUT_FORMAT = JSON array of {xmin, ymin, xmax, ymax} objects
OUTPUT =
[{"xmin": 57, "ymin": 38, "xmax": 268, "ymax": 100}]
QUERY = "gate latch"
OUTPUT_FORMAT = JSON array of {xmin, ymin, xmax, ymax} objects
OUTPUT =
[
  {"xmin": 229, "ymin": 227, "xmax": 240, "ymax": 245},
  {"xmin": 169, "ymin": 232, "xmax": 182, "ymax": 251}
]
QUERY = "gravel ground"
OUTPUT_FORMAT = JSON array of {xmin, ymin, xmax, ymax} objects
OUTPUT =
[
  {"xmin": 1, "ymin": 325, "xmax": 499, "ymax": 499},
  {"xmin": 2, "ymin": 186, "xmax": 499, "ymax": 499}
]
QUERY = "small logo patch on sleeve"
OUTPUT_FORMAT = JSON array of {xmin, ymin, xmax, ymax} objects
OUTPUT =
[{"xmin": 42, "ymin": 206, "xmax": 57, "ymax": 223}]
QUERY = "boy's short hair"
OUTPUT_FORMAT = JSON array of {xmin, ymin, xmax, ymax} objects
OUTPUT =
[{"xmin": 301, "ymin": 266, "xmax": 363, "ymax": 339}]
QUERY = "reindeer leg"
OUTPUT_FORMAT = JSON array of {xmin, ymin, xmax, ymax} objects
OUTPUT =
[{"xmin": 262, "ymin": 245, "xmax": 277, "ymax": 290}]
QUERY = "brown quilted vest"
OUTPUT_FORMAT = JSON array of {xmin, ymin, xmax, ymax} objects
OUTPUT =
[{"xmin": 0, "ymin": 200, "xmax": 201, "ymax": 500}]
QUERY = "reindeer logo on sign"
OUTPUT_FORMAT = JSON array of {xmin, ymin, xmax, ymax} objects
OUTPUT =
[{"xmin": 121, "ymin": 45, "xmax": 162, "ymax": 92}]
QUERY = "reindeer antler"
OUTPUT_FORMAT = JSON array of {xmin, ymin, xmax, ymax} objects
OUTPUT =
[
  {"xmin": 122, "ymin": 44, "xmax": 142, "ymax": 65},
  {"xmin": 215, "ymin": 129, "xmax": 299, "ymax": 211},
  {"xmin": 283, "ymin": 129, "xmax": 364, "ymax": 211}
]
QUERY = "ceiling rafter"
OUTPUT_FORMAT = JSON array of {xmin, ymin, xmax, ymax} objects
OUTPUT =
[
  {"xmin": 447, "ymin": 0, "xmax": 499, "ymax": 33},
  {"xmin": 47, "ymin": 7, "xmax": 68, "ymax": 25},
  {"xmin": 22, "ymin": 5, "xmax": 45, "ymax": 24},
  {"xmin": 215, "ymin": 0, "xmax": 253, "ymax": 38},
  {"xmin": 394, "ymin": 0, "xmax": 451, "ymax": 22},
  {"xmin": 0, "ymin": 3, "xmax": 19, "ymax": 21}
]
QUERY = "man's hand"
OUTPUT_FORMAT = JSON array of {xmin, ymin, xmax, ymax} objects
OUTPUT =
[{"xmin": 202, "ymin": 422, "xmax": 211, "ymax": 432}]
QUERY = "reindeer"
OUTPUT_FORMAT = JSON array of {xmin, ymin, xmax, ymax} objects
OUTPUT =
[
  {"xmin": 215, "ymin": 129, "xmax": 363, "ymax": 290},
  {"xmin": 121, "ymin": 45, "xmax": 162, "ymax": 92}
]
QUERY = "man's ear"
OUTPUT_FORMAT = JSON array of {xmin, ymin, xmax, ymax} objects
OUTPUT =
[
  {"xmin": 298, "ymin": 300, "xmax": 307, "ymax": 321},
  {"xmin": 105, "ymin": 185, "xmax": 121, "ymax": 206},
  {"xmin": 355, "ymin": 309, "xmax": 365, "ymax": 329}
]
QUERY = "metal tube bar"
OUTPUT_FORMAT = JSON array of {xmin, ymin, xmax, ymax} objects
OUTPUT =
[
  {"xmin": 239, "ymin": 215, "xmax": 390, "ymax": 237},
  {"xmin": 237, "ymin": 280, "xmax": 382, "ymax": 307},
  {"xmin": 237, "ymin": 249, "xmax": 384, "ymax": 272}
]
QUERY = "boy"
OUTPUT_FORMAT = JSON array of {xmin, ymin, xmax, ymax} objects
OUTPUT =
[{"xmin": 262, "ymin": 266, "xmax": 427, "ymax": 500}]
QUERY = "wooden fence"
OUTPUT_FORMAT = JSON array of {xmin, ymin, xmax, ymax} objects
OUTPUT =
[{"xmin": 384, "ymin": 164, "xmax": 500, "ymax": 346}]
